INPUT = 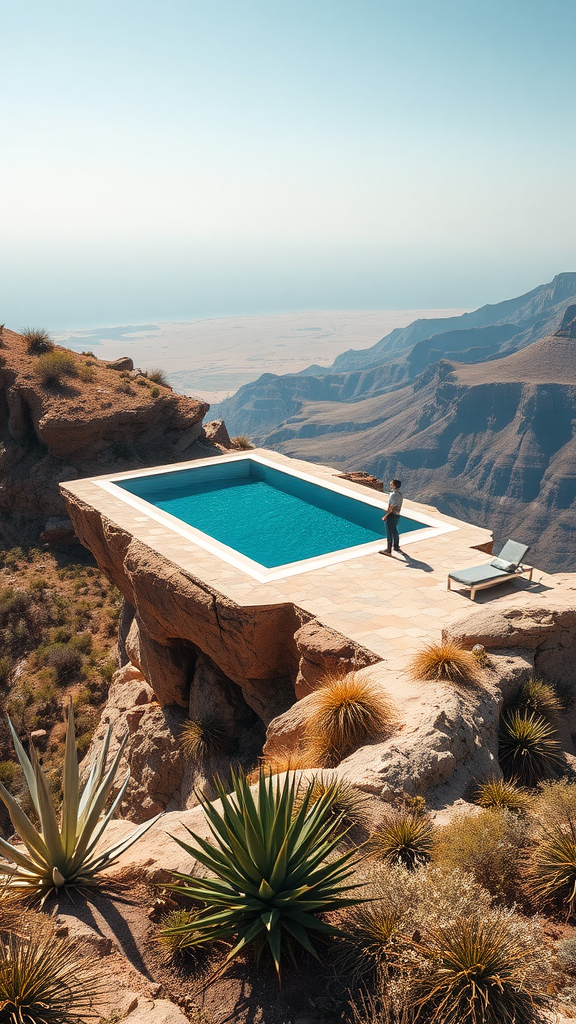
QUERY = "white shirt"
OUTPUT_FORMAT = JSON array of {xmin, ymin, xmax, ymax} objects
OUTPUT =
[{"xmin": 388, "ymin": 489, "xmax": 403, "ymax": 513}]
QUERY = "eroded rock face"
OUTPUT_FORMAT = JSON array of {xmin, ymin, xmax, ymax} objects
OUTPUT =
[
  {"xmin": 63, "ymin": 500, "xmax": 304, "ymax": 725},
  {"xmin": 83, "ymin": 664, "xmax": 187, "ymax": 822},
  {"xmin": 264, "ymin": 652, "xmax": 534, "ymax": 807},
  {"xmin": 0, "ymin": 327, "xmax": 210, "ymax": 545},
  {"xmin": 125, "ymin": 616, "xmax": 195, "ymax": 708},
  {"xmin": 294, "ymin": 620, "xmax": 381, "ymax": 698},
  {"xmin": 444, "ymin": 586, "xmax": 576, "ymax": 685},
  {"xmin": 203, "ymin": 419, "xmax": 232, "ymax": 448}
]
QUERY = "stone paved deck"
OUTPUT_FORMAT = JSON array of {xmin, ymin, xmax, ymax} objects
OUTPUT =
[{"xmin": 62, "ymin": 449, "xmax": 557, "ymax": 670}]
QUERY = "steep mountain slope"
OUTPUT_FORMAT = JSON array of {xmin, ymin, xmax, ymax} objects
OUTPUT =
[
  {"xmin": 214, "ymin": 273, "xmax": 576, "ymax": 438},
  {"xmin": 0, "ymin": 328, "xmax": 209, "ymax": 546},
  {"xmin": 260, "ymin": 308, "xmax": 576, "ymax": 573}
]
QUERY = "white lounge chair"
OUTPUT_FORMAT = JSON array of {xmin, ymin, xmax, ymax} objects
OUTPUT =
[{"xmin": 447, "ymin": 540, "xmax": 533, "ymax": 600}]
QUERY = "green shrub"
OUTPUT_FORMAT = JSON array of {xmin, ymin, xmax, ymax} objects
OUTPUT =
[
  {"xmin": 22, "ymin": 327, "xmax": 54, "ymax": 354},
  {"xmin": 0, "ymin": 655, "xmax": 13, "ymax": 687},
  {"xmin": 0, "ymin": 760, "xmax": 21, "ymax": 790},
  {"xmin": 369, "ymin": 811, "xmax": 434, "ymax": 871},
  {"xmin": 70, "ymin": 631, "xmax": 93, "ymax": 654},
  {"xmin": 42, "ymin": 641, "xmax": 83, "ymax": 681},
  {"xmin": 510, "ymin": 677, "xmax": 563, "ymax": 723},
  {"xmin": 157, "ymin": 908, "xmax": 201, "ymax": 957},
  {"xmin": 34, "ymin": 350, "xmax": 78, "ymax": 385},
  {"xmin": 433, "ymin": 808, "xmax": 528, "ymax": 901},
  {"xmin": 150, "ymin": 385, "xmax": 160, "ymax": 398},
  {"xmin": 413, "ymin": 915, "xmax": 547, "ymax": 1024},
  {"xmin": 0, "ymin": 925, "xmax": 103, "ymax": 1022},
  {"xmin": 0, "ymin": 702, "xmax": 159, "ymax": 897},
  {"xmin": 474, "ymin": 775, "xmax": 532, "ymax": 812},
  {"xmin": 499, "ymin": 709, "xmax": 564, "ymax": 786},
  {"xmin": 532, "ymin": 780, "xmax": 576, "ymax": 829},
  {"xmin": 163, "ymin": 769, "xmax": 364, "ymax": 980}
]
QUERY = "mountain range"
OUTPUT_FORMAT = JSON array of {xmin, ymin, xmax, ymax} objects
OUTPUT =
[{"xmin": 214, "ymin": 274, "xmax": 576, "ymax": 573}]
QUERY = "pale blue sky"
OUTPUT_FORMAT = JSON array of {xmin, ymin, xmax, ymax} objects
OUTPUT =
[{"xmin": 1, "ymin": 0, "xmax": 575, "ymax": 328}]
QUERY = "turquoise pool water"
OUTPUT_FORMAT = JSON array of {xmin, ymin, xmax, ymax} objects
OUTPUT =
[{"xmin": 117, "ymin": 459, "xmax": 421, "ymax": 569}]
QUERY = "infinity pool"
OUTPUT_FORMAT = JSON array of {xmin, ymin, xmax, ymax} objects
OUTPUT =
[{"xmin": 98, "ymin": 455, "xmax": 452, "ymax": 580}]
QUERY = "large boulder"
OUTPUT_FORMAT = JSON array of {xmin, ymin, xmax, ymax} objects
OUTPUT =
[
  {"xmin": 293, "ymin": 620, "xmax": 381, "ymax": 698},
  {"xmin": 83, "ymin": 664, "xmax": 187, "ymax": 822},
  {"xmin": 125, "ymin": 616, "xmax": 195, "ymax": 707},
  {"xmin": 203, "ymin": 419, "xmax": 232, "ymax": 448},
  {"xmin": 264, "ymin": 652, "xmax": 534, "ymax": 807},
  {"xmin": 444, "ymin": 587, "xmax": 576, "ymax": 685}
]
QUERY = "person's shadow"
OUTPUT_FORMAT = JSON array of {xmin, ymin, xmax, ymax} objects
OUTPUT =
[{"xmin": 400, "ymin": 551, "xmax": 434, "ymax": 572}]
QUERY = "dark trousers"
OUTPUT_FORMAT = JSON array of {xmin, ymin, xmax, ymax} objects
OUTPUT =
[{"xmin": 386, "ymin": 513, "xmax": 400, "ymax": 552}]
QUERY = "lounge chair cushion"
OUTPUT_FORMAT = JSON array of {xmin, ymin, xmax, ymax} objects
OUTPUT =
[
  {"xmin": 494, "ymin": 539, "xmax": 529, "ymax": 568},
  {"xmin": 448, "ymin": 565, "xmax": 512, "ymax": 586}
]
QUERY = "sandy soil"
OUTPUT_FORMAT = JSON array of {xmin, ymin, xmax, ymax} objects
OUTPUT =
[{"xmin": 52, "ymin": 309, "xmax": 468, "ymax": 403}]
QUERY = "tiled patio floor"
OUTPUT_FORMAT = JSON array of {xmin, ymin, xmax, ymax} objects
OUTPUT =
[{"xmin": 63, "ymin": 449, "xmax": 556, "ymax": 671}]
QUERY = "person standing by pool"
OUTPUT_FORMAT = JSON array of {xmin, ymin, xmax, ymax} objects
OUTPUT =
[{"xmin": 381, "ymin": 479, "xmax": 403, "ymax": 555}]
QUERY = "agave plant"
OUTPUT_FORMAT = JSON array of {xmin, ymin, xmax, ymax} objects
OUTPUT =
[
  {"xmin": 527, "ymin": 818, "xmax": 576, "ymax": 918},
  {"xmin": 0, "ymin": 703, "xmax": 159, "ymax": 898},
  {"xmin": 162, "ymin": 769, "xmax": 365, "ymax": 979}
]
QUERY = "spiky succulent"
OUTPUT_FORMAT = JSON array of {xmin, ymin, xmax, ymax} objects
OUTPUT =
[
  {"xmin": 162, "ymin": 769, "xmax": 365, "ymax": 980},
  {"xmin": 499, "ymin": 709, "xmax": 564, "ymax": 786},
  {"xmin": 0, "ymin": 703, "xmax": 160, "ymax": 898},
  {"xmin": 0, "ymin": 926, "xmax": 103, "ymax": 1023},
  {"xmin": 369, "ymin": 811, "xmax": 434, "ymax": 871}
]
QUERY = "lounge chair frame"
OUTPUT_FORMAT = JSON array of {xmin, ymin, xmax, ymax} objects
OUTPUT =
[{"xmin": 447, "ymin": 564, "xmax": 533, "ymax": 600}]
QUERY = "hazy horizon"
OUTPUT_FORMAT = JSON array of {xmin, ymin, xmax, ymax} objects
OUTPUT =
[{"xmin": 2, "ymin": 0, "xmax": 575, "ymax": 330}]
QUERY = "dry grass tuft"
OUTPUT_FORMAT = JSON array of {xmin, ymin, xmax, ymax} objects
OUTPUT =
[
  {"xmin": 22, "ymin": 327, "xmax": 54, "ymax": 354},
  {"xmin": 526, "ymin": 817, "xmax": 576, "ymax": 918},
  {"xmin": 294, "ymin": 771, "xmax": 371, "ymax": 827},
  {"xmin": 408, "ymin": 640, "xmax": 479, "ymax": 685},
  {"xmin": 474, "ymin": 775, "xmax": 532, "ymax": 812},
  {"xmin": 180, "ymin": 715, "xmax": 226, "ymax": 762},
  {"xmin": 230, "ymin": 434, "xmax": 254, "ymax": 450},
  {"xmin": 369, "ymin": 811, "xmax": 434, "ymax": 871},
  {"xmin": 413, "ymin": 915, "xmax": 547, "ymax": 1024},
  {"xmin": 157, "ymin": 908, "xmax": 202, "ymax": 957},
  {"xmin": 146, "ymin": 367, "xmax": 169, "ymax": 386},
  {"xmin": 304, "ymin": 670, "xmax": 396, "ymax": 764},
  {"xmin": 247, "ymin": 746, "xmax": 323, "ymax": 782}
]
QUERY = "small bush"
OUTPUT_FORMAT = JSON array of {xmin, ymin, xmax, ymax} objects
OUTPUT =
[
  {"xmin": 408, "ymin": 640, "xmax": 479, "ymax": 685},
  {"xmin": 304, "ymin": 670, "xmax": 396, "ymax": 765},
  {"xmin": 146, "ymin": 367, "xmax": 168, "ymax": 386},
  {"xmin": 180, "ymin": 715, "xmax": 227, "ymax": 761},
  {"xmin": 77, "ymin": 361, "xmax": 95, "ymax": 382},
  {"xmin": 475, "ymin": 775, "xmax": 532, "ymax": 812},
  {"xmin": 0, "ymin": 655, "xmax": 13, "ymax": 686},
  {"xmin": 433, "ymin": 808, "xmax": 528, "ymax": 901},
  {"xmin": 532, "ymin": 780, "xmax": 576, "ymax": 829},
  {"xmin": 510, "ymin": 677, "xmax": 563, "ymax": 722},
  {"xmin": 499, "ymin": 709, "xmax": 564, "ymax": 786},
  {"xmin": 369, "ymin": 810, "xmax": 434, "ymax": 871},
  {"xmin": 0, "ymin": 760, "xmax": 21, "ymax": 789},
  {"xmin": 230, "ymin": 434, "xmax": 254, "ymax": 450},
  {"xmin": 42, "ymin": 641, "xmax": 83, "ymax": 681},
  {"xmin": 22, "ymin": 327, "xmax": 54, "ymax": 354},
  {"xmin": 150, "ymin": 385, "xmax": 160, "ymax": 398},
  {"xmin": 35, "ymin": 350, "xmax": 78, "ymax": 386},
  {"xmin": 70, "ymin": 631, "xmax": 93, "ymax": 654},
  {"xmin": 557, "ymin": 933, "xmax": 576, "ymax": 974},
  {"xmin": 413, "ymin": 914, "xmax": 547, "ymax": 1024}
]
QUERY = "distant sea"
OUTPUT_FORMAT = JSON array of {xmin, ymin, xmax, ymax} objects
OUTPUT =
[{"xmin": 52, "ymin": 308, "xmax": 468, "ymax": 404}]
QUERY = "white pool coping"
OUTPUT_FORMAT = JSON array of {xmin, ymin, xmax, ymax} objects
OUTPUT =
[{"xmin": 94, "ymin": 452, "xmax": 458, "ymax": 583}]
